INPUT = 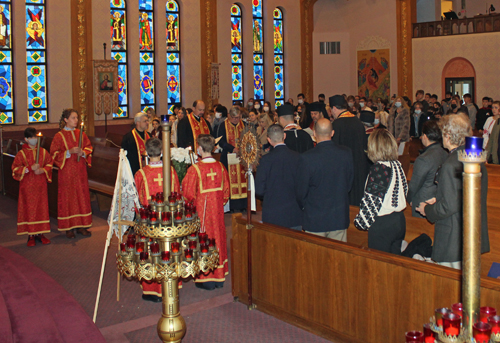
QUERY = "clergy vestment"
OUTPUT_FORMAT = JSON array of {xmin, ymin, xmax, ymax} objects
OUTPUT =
[
  {"xmin": 218, "ymin": 119, "xmax": 247, "ymax": 211},
  {"xmin": 134, "ymin": 162, "xmax": 180, "ymax": 297},
  {"xmin": 331, "ymin": 111, "xmax": 370, "ymax": 207},
  {"xmin": 182, "ymin": 158, "xmax": 230, "ymax": 283},
  {"xmin": 12, "ymin": 144, "xmax": 53, "ymax": 235},
  {"xmin": 283, "ymin": 123, "xmax": 314, "ymax": 153},
  {"xmin": 176, "ymin": 113, "xmax": 212, "ymax": 151},
  {"xmin": 50, "ymin": 128, "xmax": 93, "ymax": 231},
  {"xmin": 121, "ymin": 128, "xmax": 151, "ymax": 176}
]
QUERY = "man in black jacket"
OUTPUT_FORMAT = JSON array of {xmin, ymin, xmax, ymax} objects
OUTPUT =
[
  {"xmin": 277, "ymin": 103, "xmax": 313, "ymax": 153},
  {"xmin": 255, "ymin": 125, "xmax": 302, "ymax": 229},
  {"xmin": 296, "ymin": 118, "xmax": 353, "ymax": 241}
]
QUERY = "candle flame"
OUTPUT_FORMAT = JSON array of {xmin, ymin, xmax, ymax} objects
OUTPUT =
[
  {"xmin": 187, "ymin": 146, "xmax": 192, "ymax": 151},
  {"xmin": 81, "ymin": 122, "xmax": 84, "ymax": 126},
  {"xmin": 37, "ymin": 132, "xmax": 42, "ymax": 137}
]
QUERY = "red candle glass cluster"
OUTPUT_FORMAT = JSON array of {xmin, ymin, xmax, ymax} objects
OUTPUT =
[
  {"xmin": 161, "ymin": 251, "xmax": 171, "ymax": 262},
  {"xmin": 126, "ymin": 234, "xmax": 136, "ymax": 249},
  {"xmin": 422, "ymin": 323, "xmax": 435, "ymax": 343},
  {"xmin": 184, "ymin": 249, "xmax": 193, "ymax": 260},
  {"xmin": 170, "ymin": 242, "xmax": 180, "ymax": 253},
  {"xmin": 442, "ymin": 313, "xmax": 461, "ymax": 337},
  {"xmin": 151, "ymin": 192, "xmax": 164, "ymax": 204},
  {"xmin": 150, "ymin": 242, "xmax": 160, "ymax": 254}
]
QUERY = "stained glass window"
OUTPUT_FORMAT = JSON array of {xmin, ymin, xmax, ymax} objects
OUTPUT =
[
  {"xmin": 273, "ymin": 8, "xmax": 284, "ymax": 107},
  {"xmin": 26, "ymin": 0, "xmax": 47, "ymax": 123},
  {"xmin": 166, "ymin": 0, "xmax": 181, "ymax": 114},
  {"xmin": 139, "ymin": 0, "xmax": 155, "ymax": 111},
  {"xmin": 0, "ymin": 1, "xmax": 13, "ymax": 124},
  {"xmin": 110, "ymin": 0, "xmax": 128, "ymax": 118},
  {"xmin": 231, "ymin": 4, "xmax": 243, "ymax": 105},
  {"xmin": 252, "ymin": 0, "xmax": 264, "ymax": 100}
]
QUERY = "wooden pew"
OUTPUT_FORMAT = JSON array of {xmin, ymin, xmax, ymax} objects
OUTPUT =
[{"xmin": 105, "ymin": 132, "xmax": 124, "ymax": 148}]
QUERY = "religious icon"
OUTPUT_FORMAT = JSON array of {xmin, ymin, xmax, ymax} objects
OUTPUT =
[
  {"xmin": 139, "ymin": 12, "xmax": 153, "ymax": 50},
  {"xmin": 0, "ymin": 6, "xmax": 10, "ymax": 48},
  {"xmin": 253, "ymin": 20, "xmax": 262, "ymax": 53},
  {"xmin": 274, "ymin": 23, "xmax": 282, "ymax": 52},
  {"xmin": 111, "ymin": 11, "xmax": 126, "ymax": 49},
  {"xmin": 26, "ymin": 8, "xmax": 45, "ymax": 48},
  {"xmin": 166, "ymin": 14, "xmax": 179, "ymax": 50},
  {"xmin": 231, "ymin": 19, "xmax": 241, "ymax": 51},
  {"xmin": 99, "ymin": 72, "xmax": 114, "ymax": 91}
]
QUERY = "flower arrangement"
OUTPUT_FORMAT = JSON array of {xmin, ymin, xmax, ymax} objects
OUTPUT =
[{"xmin": 171, "ymin": 148, "xmax": 197, "ymax": 184}]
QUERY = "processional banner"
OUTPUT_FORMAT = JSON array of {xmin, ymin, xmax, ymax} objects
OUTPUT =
[{"xmin": 93, "ymin": 60, "xmax": 119, "ymax": 116}]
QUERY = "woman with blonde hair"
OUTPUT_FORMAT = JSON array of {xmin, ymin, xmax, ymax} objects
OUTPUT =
[
  {"xmin": 388, "ymin": 96, "xmax": 411, "ymax": 153},
  {"xmin": 354, "ymin": 129, "xmax": 408, "ymax": 254},
  {"xmin": 257, "ymin": 113, "xmax": 273, "ymax": 153}
]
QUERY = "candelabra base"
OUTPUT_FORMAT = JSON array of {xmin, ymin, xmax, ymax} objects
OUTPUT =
[{"xmin": 156, "ymin": 278, "xmax": 187, "ymax": 343}]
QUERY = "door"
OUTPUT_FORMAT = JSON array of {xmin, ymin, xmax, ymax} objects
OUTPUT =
[{"xmin": 445, "ymin": 77, "xmax": 475, "ymax": 102}]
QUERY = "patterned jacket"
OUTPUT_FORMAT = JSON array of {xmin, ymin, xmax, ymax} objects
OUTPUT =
[{"xmin": 388, "ymin": 107, "xmax": 410, "ymax": 142}]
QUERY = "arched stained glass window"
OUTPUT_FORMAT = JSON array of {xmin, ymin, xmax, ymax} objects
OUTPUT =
[
  {"xmin": 0, "ymin": 0, "xmax": 13, "ymax": 124},
  {"xmin": 252, "ymin": 0, "xmax": 264, "ymax": 100},
  {"xmin": 26, "ymin": 0, "xmax": 48, "ymax": 123},
  {"xmin": 139, "ymin": 0, "xmax": 155, "ymax": 111},
  {"xmin": 110, "ymin": 0, "xmax": 128, "ymax": 118},
  {"xmin": 166, "ymin": 0, "xmax": 181, "ymax": 114},
  {"xmin": 231, "ymin": 4, "xmax": 243, "ymax": 105},
  {"xmin": 273, "ymin": 8, "xmax": 284, "ymax": 107}
]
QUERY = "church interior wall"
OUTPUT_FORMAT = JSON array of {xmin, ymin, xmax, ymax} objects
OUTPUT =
[
  {"xmin": 451, "ymin": 0, "xmax": 500, "ymax": 17},
  {"xmin": 312, "ymin": 0, "xmax": 398, "ymax": 98},
  {"xmin": 412, "ymin": 32, "xmax": 500, "ymax": 101}
]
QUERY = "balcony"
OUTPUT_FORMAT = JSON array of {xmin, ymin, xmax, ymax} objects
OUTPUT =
[{"xmin": 413, "ymin": 13, "xmax": 500, "ymax": 38}]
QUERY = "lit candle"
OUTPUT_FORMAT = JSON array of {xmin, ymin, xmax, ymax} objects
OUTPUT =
[
  {"xmin": 187, "ymin": 146, "xmax": 195, "ymax": 165},
  {"xmin": 488, "ymin": 315, "xmax": 500, "ymax": 334},
  {"xmin": 465, "ymin": 136, "xmax": 483, "ymax": 156},
  {"xmin": 184, "ymin": 249, "xmax": 193, "ymax": 261},
  {"xmin": 188, "ymin": 241, "xmax": 197, "ymax": 250},
  {"xmin": 200, "ymin": 243, "xmax": 209, "ymax": 254},
  {"xmin": 135, "ymin": 242, "xmax": 145, "ymax": 253},
  {"xmin": 161, "ymin": 114, "xmax": 169, "ymax": 123},
  {"xmin": 161, "ymin": 211, "xmax": 171, "ymax": 223},
  {"xmin": 473, "ymin": 322, "xmax": 492, "ymax": 343},
  {"xmin": 423, "ymin": 323, "xmax": 435, "ymax": 343},
  {"xmin": 434, "ymin": 308, "xmax": 451, "ymax": 327},
  {"xmin": 480, "ymin": 307, "xmax": 497, "ymax": 323},
  {"xmin": 404, "ymin": 331, "xmax": 423, "ymax": 342},
  {"xmin": 170, "ymin": 242, "xmax": 180, "ymax": 253},
  {"xmin": 77, "ymin": 121, "xmax": 84, "ymax": 162},
  {"xmin": 120, "ymin": 243, "xmax": 126, "ymax": 253},
  {"xmin": 35, "ymin": 132, "xmax": 42, "ymax": 164},
  {"xmin": 442, "ymin": 313, "xmax": 461, "ymax": 337}
]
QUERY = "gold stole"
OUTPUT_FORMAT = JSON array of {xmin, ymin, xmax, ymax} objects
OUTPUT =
[
  {"xmin": 225, "ymin": 120, "xmax": 247, "ymax": 199},
  {"xmin": 338, "ymin": 111, "xmax": 356, "ymax": 118},
  {"xmin": 187, "ymin": 114, "xmax": 210, "ymax": 151},
  {"xmin": 132, "ymin": 129, "xmax": 150, "ymax": 169}
]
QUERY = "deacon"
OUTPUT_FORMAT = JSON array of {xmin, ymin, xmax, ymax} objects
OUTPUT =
[
  {"xmin": 304, "ymin": 101, "xmax": 327, "ymax": 135},
  {"xmin": 255, "ymin": 125, "xmax": 302, "ymax": 229},
  {"xmin": 277, "ymin": 103, "xmax": 313, "ymax": 153},
  {"xmin": 177, "ymin": 100, "xmax": 212, "ymax": 151},
  {"xmin": 121, "ymin": 112, "xmax": 151, "ymax": 176},
  {"xmin": 217, "ymin": 106, "xmax": 247, "ymax": 212},
  {"xmin": 12, "ymin": 128, "xmax": 53, "ymax": 247},
  {"xmin": 182, "ymin": 135, "xmax": 230, "ymax": 290},
  {"xmin": 330, "ymin": 95, "xmax": 369, "ymax": 207},
  {"xmin": 134, "ymin": 138, "xmax": 180, "ymax": 302},
  {"xmin": 50, "ymin": 109, "xmax": 93, "ymax": 238},
  {"xmin": 296, "ymin": 118, "xmax": 353, "ymax": 241}
]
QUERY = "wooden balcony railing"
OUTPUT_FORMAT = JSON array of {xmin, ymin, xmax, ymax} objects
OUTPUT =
[{"xmin": 413, "ymin": 13, "xmax": 500, "ymax": 38}]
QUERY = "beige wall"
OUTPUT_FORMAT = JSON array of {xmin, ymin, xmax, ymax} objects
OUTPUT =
[
  {"xmin": 412, "ymin": 32, "xmax": 500, "ymax": 101},
  {"xmin": 217, "ymin": 0, "xmax": 302, "ymax": 109},
  {"xmin": 313, "ymin": 0, "xmax": 398, "ymax": 99}
]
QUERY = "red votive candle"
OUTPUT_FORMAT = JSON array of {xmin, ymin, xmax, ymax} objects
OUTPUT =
[
  {"xmin": 451, "ymin": 303, "xmax": 463, "ymax": 318},
  {"xmin": 473, "ymin": 321, "xmax": 492, "ymax": 343},
  {"xmin": 435, "ymin": 308, "xmax": 451, "ymax": 327},
  {"xmin": 168, "ymin": 195, "xmax": 176, "ymax": 204},
  {"xmin": 200, "ymin": 243, "xmax": 209, "ymax": 253},
  {"xmin": 199, "ymin": 233, "xmax": 208, "ymax": 244},
  {"xmin": 184, "ymin": 249, "xmax": 193, "ymax": 259},
  {"xmin": 488, "ymin": 315, "xmax": 500, "ymax": 334},
  {"xmin": 120, "ymin": 242, "xmax": 126, "ymax": 252},
  {"xmin": 175, "ymin": 211, "xmax": 183, "ymax": 220},
  {"xmin": 139, "ymin": 208, "xmax": 147, "ymax": 220},
  {"xmin": 189, "ymin": 232, "xmax": 197, "ymax": 239},
  {"xmin": 156, "ymin": 192, "xmax": 162, "ymax": 203},
  {"xmin": 188, "ymin": 241, "xmax": 197, "ymax": 250},
  {"xmin": 443, "ymin": 313, "xmax": 461, "ymax": 337},
  {"xmin": 162, "ymin": 211, "xmax": 171, "ymax": 222},
  {"xmin": 171, "ymin": 242, "xmax": 180, "ymax": 253},
  {"xmin": 161, "ymin": 251, "xmax": 170, "ymax": 261},
  {"xmin": 405, "ymin": 331, "xmax": 424, "ymax": 342},
  {"xmin": 185, "ymin": 210, "xmax": 193, "ymax": 219},
  {"xmin": 150, "ymin": 211, "xmax": 158, "ymax": 222},
  {"xmin": 150, "ymin": 195, "xmax": 155, "ymax": 203},
  {"xmin": 136, "ymin": 242, "xmax": 145, "ymax": 253},
  {"xmin": 481, "ymin": 307, "xmax": 497, "ymax": 323},
  {"xmin": 128, "ymin": 234, "xmax": 136, "ymax": 242},
  {"xmin": 176, "ymin": 193, "xmax": 182, "ymax": 200},
  {"xmin": 140, "ymin": 251, "xmax": 149, "ymax": 261},
  {"xmin": 423, "ymin": 323, "xmax": 435, "ymax": 343},
  {"xmin": 126, "ymin": 239, "xmax": 134, "ymax": 249},
  {"xmin": 209, "ymin": 238, "xmax": 216, "ymax": 247},
  {"xmin": 151, "ymin": 242, "xmax": 160, "ymax": 254}
]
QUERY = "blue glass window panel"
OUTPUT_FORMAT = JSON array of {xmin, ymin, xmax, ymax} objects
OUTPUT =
[
  {"xmin": 253, "ymin": 53, "xmax": 263, "ymax": 65},
  {"xmin": 232, "ymin": 65, "xmax": 243, "ymax": 101},
  {"xmin": 167, "ymin": 52, "xmax": 179, "ymax": 63},
  {"xmin": 115, "ymin": 106, "xmax": 127, "ymax": 118},
  {"xmin": 0, "ymin": 111, "xmax": 13, "ymax": 124},
  {"xmin": 274, "ymin": 54, "xmax": 283, "ymax": 64},
  {"xmin": 110, "ymin": 0, "xmax": 125, "ymax": 10},
  {"xmin": 139, "ymin": 0, "xmax": 152, "ymax": 11},
  {"xmin": 273, "ymin": 8, "xmax": 282, "ymax": 19},
  {"xmin": 26, "ymin": 0, "xmax": 44, "ymax": 3},
  {"xmin": 27, "ymin": 64, "xmax": 46, "ymax": 108},
  {"xmin": 112, "ymin": 51, "xmax": 126, "ymax": 63},
  {"xmin": 26, "ymin": 5, "xmax": 46, "ymax": 50},
  {"xmin": 28, "ymin": 109, "xmax": 47, "ymax": 123},
  {"xmin": 252, "ymin": 0, "xmax": 262, "ymax": 18},
  {"xmin": 274, "ymin": 66, "xmax": 284, "ymax": 99},
  {"xmin": 117, "ymin": 63, "xmax": 128, "ymax": 105},
  {"xmin": 231, "ymin": 17, "xmax": 242, "ymax": 53},
  {"xmin": 140, "ymin": 64, "xmax": 155, "ymax": 104},
  {"xmin": 140, "ymin": 51, "xmax": 154, "ymax": 64},
  {"xmin": 166, "ymin": 0, "xmax": 178, "ymax": 12},
  {"xmin": 0, "ymin": 65, "xmax": 13, "ymax": 110},
  {"xmin": 141, "ymin": 104, "xmax": 154, "ymax": 112},
  {"xmin": 27, "ymin": 50, "xmax": 44, "ymax": 63},
  {"xmin": 274, "ymin": 20, "xmax": 283, "ymax": 54},
  {"xmin": 253, "ymin": 65, "xmax": 264, "ymax": 100},
  {"xmin": 167, "ymin": 64, "xmax": 181, "ymax": 104},
  {"xmin": 231, "ymin": 4, "xmax": 240, "ymax": 16},
  {"xmin": 232, "ymin": 53, "xmax": 242, "ymax": 64}
]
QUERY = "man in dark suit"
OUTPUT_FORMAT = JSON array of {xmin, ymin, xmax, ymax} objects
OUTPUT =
[
  {"xmin": 177, "ymin": 100, "xmax": 213, "ymax": 149},
  {"xmin": 407, "ymin": 120, "xmax": 448, "ymax": 217},
  {"xmin": 296, "ymin": 118, "xmax": 353, "ymax": 241},
  {"xmin": 277, "ymin": 103, "xmax": 313, "ymax": 153},
  {"xmin": 255, "ymin": 124, "xmax": 302, "ymax": 229}
]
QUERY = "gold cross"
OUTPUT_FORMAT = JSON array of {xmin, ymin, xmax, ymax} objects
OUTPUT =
[
  {"xmin": 207, "ymin": 168, "xmax": 217, "ymax": 181},
  {"xmin": 154, "ymin": 173, "xmax": 163, "ymax": 187}
]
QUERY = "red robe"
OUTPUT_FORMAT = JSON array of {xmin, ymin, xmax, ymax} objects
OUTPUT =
[
  {"xmin": 224, "ymin": 119, "xmax": 247, "ymax": 200},
  {"xmin": 134, "ymin": 162, "xmax": 180, "ymax": 296},
  {"xmin": 50, "ymin": 129, "xmax": 93, "ymax": 231},
  {"xmin": 187, "ymin": 113, "xmax": 211, "ymax": 152},
  {"xmin": 12, "ymin": 144, "xmax": 53, "ymax": 235},
  {"xmin": 182, "ymin": 158, "xmax": 230, "ymax": 283}
]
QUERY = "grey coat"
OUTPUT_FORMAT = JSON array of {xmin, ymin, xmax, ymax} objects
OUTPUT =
[
  {"xmin": 407, "ymin": 142, "xmax": 448, "ymax": 217},
  {"xmin": 425, "ymin": 146, "xmax": 490, "ymax": 263}
]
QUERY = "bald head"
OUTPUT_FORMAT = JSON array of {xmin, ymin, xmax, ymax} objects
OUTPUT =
[{"xmin": 314, "ymin": 118, "xmax": 334, "ymax": 142}]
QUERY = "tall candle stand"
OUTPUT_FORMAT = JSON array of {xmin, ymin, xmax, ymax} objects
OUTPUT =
[{"xmin": 116, "ymin": 118, "xmax": 219, "ymax": 343}]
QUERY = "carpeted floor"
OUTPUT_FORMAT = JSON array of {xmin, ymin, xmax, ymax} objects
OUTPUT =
[{"xmin": 0, "ymin": 194, "xmax": 334, "ymax": 343}]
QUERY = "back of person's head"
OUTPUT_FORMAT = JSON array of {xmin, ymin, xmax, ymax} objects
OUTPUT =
[
  {"xmin": 422, "ymin": 120, "xmax": 442, "ymax": 142},
  {"xmin": 314, "ymin": 118, "xmax": 332, "ymax": 139},
  {"xmin": 439, "ymin": 114, "xmax": 472, "ymax": 147},
  {"xmin": 197, "ymin": 134, "xmax": 215, "ymax": 153},
  {"xmin": 376, "ymin": 110, "xmax": 389, "ymax": 127},
  {"xmin": 367, "ymin": 129, "xmax": 398, "ymax": 163},
  {"xmin": 187, "ymin": 108, "xmax": 193, "ymax": 114},
  {"xmin": 24, "ymin": 127, "xmax": 37, "ymax": 138},
  {"xmin": 402, "ymin": 96, "xmax": 412, "ymax": 107},
  {"xmin": 134, "ymin": 112, "xmax": 147, "ymax": 124},
  {"xmin": 215, "ymin": 105, "xmax": 228, "ymax": 117},
  {"xmin": 146, "ymin": 137, "xmax": 162, "ymax": 157},
  {"xmin": 267, "ymin": 124, "xmax": 284, "ymax": 143}
]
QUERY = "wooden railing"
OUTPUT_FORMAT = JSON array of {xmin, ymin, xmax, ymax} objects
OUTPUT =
[{"xmin": 413, "ymin": 13, "xmax": 500, "ymax": 38}]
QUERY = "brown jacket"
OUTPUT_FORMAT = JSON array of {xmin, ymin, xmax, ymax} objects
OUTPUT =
[{"xmin": 388, "ymin": 107, "xmax": 410, "ymax": 142}]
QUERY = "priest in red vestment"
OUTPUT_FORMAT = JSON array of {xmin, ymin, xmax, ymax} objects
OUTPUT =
[
  {"xmin": 182, "ymin": 134, "xmax": 230, "ymax": 290},
  {"xmin": 50, "ymin": 109, "xmax": 93, "ymax": 239},
  {"xmin": 12, "ymin": 128, "xmax": 53, "ymax": 247},
  {"xmin": 133, "ymin": 137, "xmax": 181, "ymax": 301}
]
